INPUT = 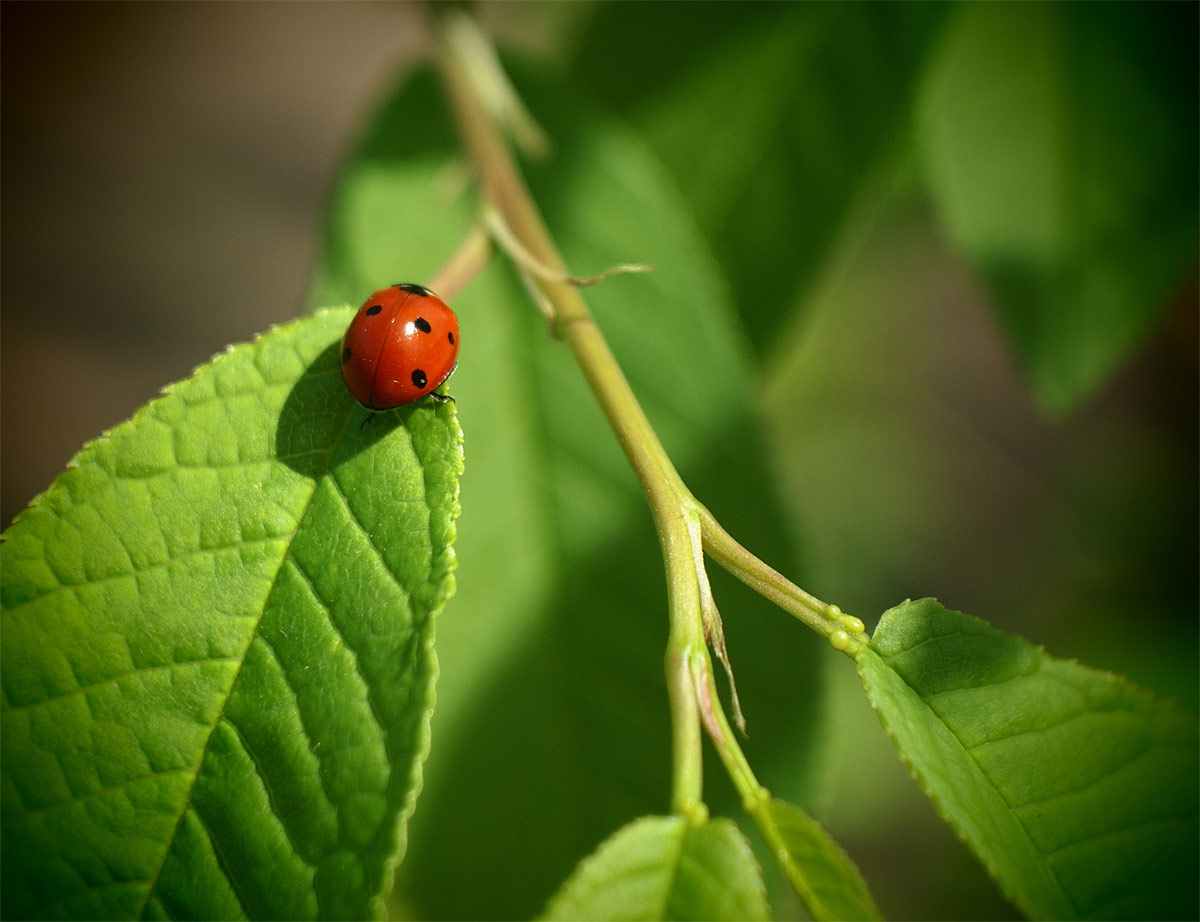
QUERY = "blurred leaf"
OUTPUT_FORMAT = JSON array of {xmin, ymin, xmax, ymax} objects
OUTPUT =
[
  {"xmin": 314, "ymin": 66, "xmax": 823, "ymax": 919},
  {"xmin": 921, "ymin": 2, "xmax": 1199, "ymax": 415},
  {"xmin": 858, "ymin": 598, "xmax": 1199, "ymax": 921},
  {"xmin": 307, "ymin": 74, "xmax": 469, "ymax": 313},
  {"xmin": 1, "ymin": 311, "xmax": 463, "ymax": 919},
  {"xmin": 762, "ymin": 798, "xmax": 881, "ymax": 921},
  {"xmin": 571, "ymin": 3, "xmax": 951, "ymax": 351},
  {"xmin": 540, "ymin": 814, "xmax": 768, "ymax": 922}
]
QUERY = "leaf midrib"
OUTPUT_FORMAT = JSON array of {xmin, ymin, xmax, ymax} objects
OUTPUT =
[
  {"xmin": 869, "ymin": 639, "xmax": 1080, "ymax": 917},
  {"xmin": 135, "ymin": 399, "xmax": 360, "ymax": 919}
]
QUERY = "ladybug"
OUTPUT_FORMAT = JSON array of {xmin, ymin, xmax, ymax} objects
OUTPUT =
[{"xmin": 339, "ymin": 282, "xmax": 460, "ymax": 410}]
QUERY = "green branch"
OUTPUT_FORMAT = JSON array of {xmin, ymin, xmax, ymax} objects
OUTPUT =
[{"xmin": 432, "ymin": 10, "xmax": 866, "ymax": 815}]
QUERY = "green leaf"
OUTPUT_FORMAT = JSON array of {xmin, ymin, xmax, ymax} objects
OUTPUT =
[
  {"xmin": 858, "ymin": 598, "xmax": 1199, "ymax": 920},
  {"xmin": 307, "ymin": 73, "xmax": 470, "ymax": 314},
  {"xmin": 540, "ymin": 815, "xmax": 768, "ymax": 922},
  {"xmin": 1, "ymin": 310, "xmax": 463, "ymax": 920},
  {"xmin": 314, "ymin": 67, "xmax": 823, "ymax": 919},
  {"xmin": 571, "ymin": 3, "xmax": 951, "ymax": 351},
  {"xmin": 921, "ymin": 2, "xmax": 1199, "ymax": 415},
  {"xmin": 761, "ymin": 799, "xmax": 880, "ymax": 922}
]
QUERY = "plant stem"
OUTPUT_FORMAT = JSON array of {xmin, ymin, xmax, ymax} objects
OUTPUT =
[
  {"xmin": 436, "ymin": 10, "xmax": 709, "ymax": 815},
  {"xmin": 433, "ymin": 10, "xmax": 869, "ymax": 815},
  {"xmin": 436, "ymin": 23, "xmax": 685, "ymax": 519},
  {"xmin": 662, "ymin": 509, "xmax": 710, "ymax": 822},
  {"xmin": 700, "ymin": 509, "xmax": 868, "ymax": 654},
  {"xmin": 688, "ymin": 650, "xmax": 784, "ymax": 855},
  {"xmin": 689, "ymin": 650, "xmax": 765, "ymax": 810},
  {"xmin": 427, "ymin": 222, "xmax": 492, "ymax": 301}
]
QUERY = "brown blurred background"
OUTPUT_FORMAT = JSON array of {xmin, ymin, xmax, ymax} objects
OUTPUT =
[{"xmin": 2, "ymin": 2, "xmax": 430, "ymax": 525}]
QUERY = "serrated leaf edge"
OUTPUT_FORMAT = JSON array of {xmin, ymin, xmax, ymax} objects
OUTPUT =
[
  {"xmin": 3, "ymin": 308, "xmax": 351, "ymax": 534},
  {"xmin": 3, "ymin": 308, "xmax": 462, "ymax": 920},
  {"xmin": 857, "ymin": 597, "xmax": 1199, "ymax": 920}
]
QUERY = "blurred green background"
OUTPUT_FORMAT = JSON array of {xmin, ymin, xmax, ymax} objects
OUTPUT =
[{"xmin": 3, "ymin": 3, "xmax": 1195, "ymax": 919}]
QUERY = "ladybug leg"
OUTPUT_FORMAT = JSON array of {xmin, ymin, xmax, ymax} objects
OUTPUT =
[
  {"xmin": 359, "ymin": 411, "xmax": 377, "ymax": 431},
  {"xmin": 428, "ymin": 392, "xmax": 456, "ymax": 404}
]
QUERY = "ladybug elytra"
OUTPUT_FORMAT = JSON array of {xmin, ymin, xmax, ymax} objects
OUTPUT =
[{"xmin": 339, "ymin": 283, "xmax": 460, "ymax": 410}]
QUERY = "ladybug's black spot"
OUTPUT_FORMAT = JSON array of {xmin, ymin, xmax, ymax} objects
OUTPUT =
[
  {"xmin": 365, "ymin": 304, "xmax": 383, "ymax": 316},
  {"xmin": 448, "ymin": 331, "xmax": 455, "ymax": 345},
  {"xmin": 341, "ymin": 347, "xmax": 352, "ymax": 364},
  {"xmin": 394, "ymin": 282, "xmax": 432, "ymax": 296},
  {"xmin": 413, "ymin": 316, "xmax": 432, "ymax": 334},
  {"xmin": 411, "ymin": 369, "xmax": 428, "ymax": 389}
]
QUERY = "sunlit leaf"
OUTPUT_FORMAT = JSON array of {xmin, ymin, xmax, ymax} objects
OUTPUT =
[
  {"xmin": 1, "ymin": 310, "xmax": 463, "ymax": 920},
  {"xmin": 540, "ymin": 815, "xmax": 768, "ymax": 922}
]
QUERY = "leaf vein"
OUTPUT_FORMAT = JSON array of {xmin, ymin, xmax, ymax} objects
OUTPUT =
[
  {"xmin": 887, "ymin": 652, "xmax": 1082, "ymax": 913},
  {"xmin": 922, "ymin": 669, "xmax": 1037, "ymax": 703},
  {"xmin": 0, "ymin": 767, "xmax": 195, "ymax": 827},
  {"xmin": 959, "ymin": 706, "xmax": 1095, "ymax": 752},
  {"xmin": 284, "ymin": 549, "xmax": 391, "ymax": 743},
  {"xmin": 221, "ymin": 709, "xmax": 321, "ymax": 870},
  {"xmin": 13, "ymin": 878, "xmax": 152, "ymax": 918},
  {"xmin": 880, "ymin": 625, "xmax": 990, "ymax": 660},
  {"xmin": 993, "ymin": 744, "xmax": 1157, "ymax": 812},
  {"xmin": 106, "ymin": 450, "xmax": 329, "ymax": 480},
  {"xmin": 252, "ymin": 588, "xmax": 352, "ymax": 819},
  {"xmin": 133, "ymin": 407, "xmax": 358, "ymax": 918},
  {"xmin": 323, "ymin": 470, "xmax": 410, "ymax": 599},
  {"xmin": 186, "ymin": 802, "xmax": 253, "ymax": 919},
  {"xmin": 1044, "ymin": 808, "xmax": 1199, "ymax": 860},
  {"xmin": 1, "ymin": 657, "xmax": 243, "ymax": 712},
  {"xmin": 5, "ymin": 534, "xmax": 290, "ymax": 614}
]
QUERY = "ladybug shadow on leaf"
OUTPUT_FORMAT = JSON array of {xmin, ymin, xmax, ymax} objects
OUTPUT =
[{"xmin": 274, "ymin": 340, "xmax": 420, "ymax": 480}]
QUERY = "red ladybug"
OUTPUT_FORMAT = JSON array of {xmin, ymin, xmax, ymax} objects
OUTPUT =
[{"xmin": 339, "ymin": 283, "xmax": 460, "ymax": 410}]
